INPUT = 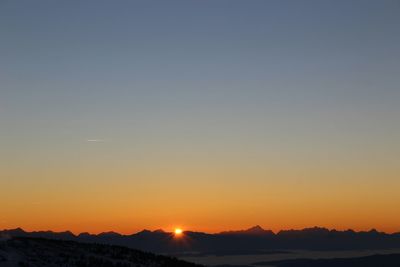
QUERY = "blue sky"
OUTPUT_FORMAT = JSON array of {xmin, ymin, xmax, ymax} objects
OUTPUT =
[{"xmin": 1, "ymin": 0, "xmax": 400, "ymax": 232}]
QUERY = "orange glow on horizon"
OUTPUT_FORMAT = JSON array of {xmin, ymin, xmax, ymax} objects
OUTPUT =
[{"xmin": 1, "ymin": 161, "xmax": 399, "ymax": 235}]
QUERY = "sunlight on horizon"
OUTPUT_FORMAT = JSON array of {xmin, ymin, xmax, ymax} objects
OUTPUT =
[{"xmin": 174, "ymin": 228, "xmax": 183, "ymax": 236}]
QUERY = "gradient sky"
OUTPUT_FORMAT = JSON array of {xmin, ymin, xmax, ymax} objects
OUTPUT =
[{"xmin": 1, "ymin": 0, "xmax": 400, "ymax": 234}]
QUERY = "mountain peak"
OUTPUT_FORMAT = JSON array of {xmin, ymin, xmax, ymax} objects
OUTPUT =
[
  {"xmin": 219, "ymin": 225, "xmax": 274, "ymax": 235},
  {"xmin": 246, "ymin": 225, "xmax": 265, "ymax": 233},
  {"xmin": 98, "ymin": 231, "xmax": 121, "ymax": 237}
]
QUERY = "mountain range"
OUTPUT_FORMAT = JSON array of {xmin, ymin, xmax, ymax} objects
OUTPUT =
[{"xmin": 1, "ymin": 226, "xmax": 400, "ymax": 254}]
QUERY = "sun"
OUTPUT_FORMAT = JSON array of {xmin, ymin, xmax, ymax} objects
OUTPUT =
[{"xmin": 174, "ymin": 228, "xmax": 183, "ymax": 235}]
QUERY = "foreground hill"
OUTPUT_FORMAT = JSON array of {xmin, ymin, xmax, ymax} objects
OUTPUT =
[{"xmin": 0, "ymin": 237, "xmax": 203, "ymax": 267}]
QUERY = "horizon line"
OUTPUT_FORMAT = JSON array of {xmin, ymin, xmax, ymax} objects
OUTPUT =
[{"xmin": 2, "ymin": 225, "xmax": 399, "ymax": 236}]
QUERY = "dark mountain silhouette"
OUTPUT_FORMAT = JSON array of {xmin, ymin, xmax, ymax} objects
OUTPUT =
[
  {"xmin": 1, "ymin": 226, "xmax": 400, "ymax": 254},
  {"xmin": 0, "ymin": 236, "xmax": 202, "ymax": 267},
  {"xmin": 219, "ymin": 225, "xmax": 274, "ymax": 236}
]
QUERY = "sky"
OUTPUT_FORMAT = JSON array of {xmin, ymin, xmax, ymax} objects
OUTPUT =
[{"xmin": 1, "ymin": 0, "xmax": 400, "ymax": 234}]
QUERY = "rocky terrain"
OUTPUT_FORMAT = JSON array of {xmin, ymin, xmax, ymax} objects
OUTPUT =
[{"xmin": 0, "ymin": 237, "xmax": 202, "ymax": 267}]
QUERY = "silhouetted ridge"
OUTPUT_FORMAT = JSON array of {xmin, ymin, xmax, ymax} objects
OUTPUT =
[
  {"xmin": 220, "ymin": 225, "xmax": 274, "ymax": 235},
  {"xmin": 0, "ymin": 237, "xmax": 202, "ymax": 266},
  {"xmin": 98, "ymin": 231, "xmax": 122, "ymax": 238},
  {"xmin": 1, "ymin": 226, "xmax": 400, "ymax": 254}
]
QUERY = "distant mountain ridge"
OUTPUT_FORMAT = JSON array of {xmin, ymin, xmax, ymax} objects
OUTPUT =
[
  {"xmin": 219, "ymin": 225, "xmax": 274, "ymax": 235},
  {"xmin": 1, "ymin": 226, "xmax": 400, "ymax": 254}
]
